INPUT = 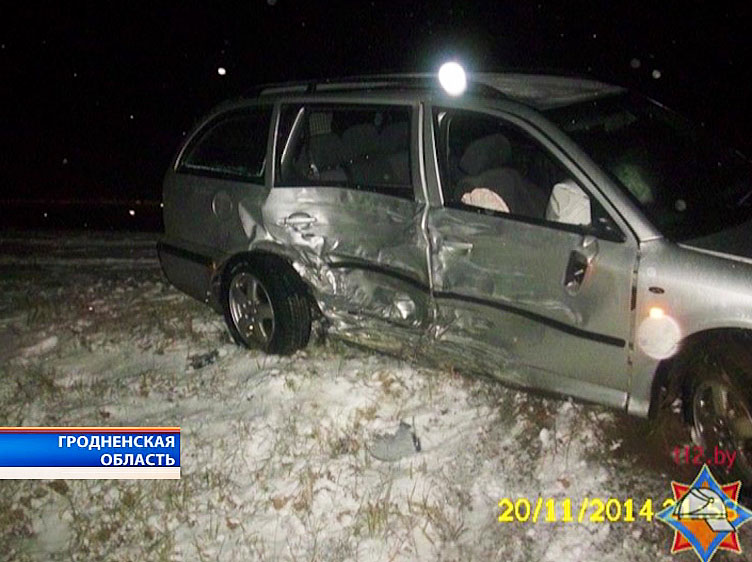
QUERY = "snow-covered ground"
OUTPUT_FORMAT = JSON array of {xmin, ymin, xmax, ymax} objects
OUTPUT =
[{"xmin": 0, "ymin": 232, "xmax": 749, "ymax": 561}]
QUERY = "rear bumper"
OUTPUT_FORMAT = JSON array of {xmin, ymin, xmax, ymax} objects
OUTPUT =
[{"xmin": 157, "ymin": 240, "xmax": 217, "ymax": 307}]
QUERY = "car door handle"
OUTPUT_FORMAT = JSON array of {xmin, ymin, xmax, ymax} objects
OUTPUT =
[
  {"xmin": 283, "ymin": 212, "xmax": 317, "ymax": 229},
  {"xmin": 579, "ymin": 234, "xmax": 598, "ymax": 261},
  {"xmin": 563, "ymin": 235, "xmax": 598, "ymax": 295}
]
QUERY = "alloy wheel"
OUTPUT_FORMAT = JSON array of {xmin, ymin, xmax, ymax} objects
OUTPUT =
[
  {"xmin": 228, "ymin": 272, "xmax": 275, "ymax": 348},
  {"xmin": 692, "ymin": 377, "xmax": 752, "ymax": 473}
]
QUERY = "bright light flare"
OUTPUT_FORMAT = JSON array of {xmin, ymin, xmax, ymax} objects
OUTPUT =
[
  {"xmin": 217, "ymin": 67, "xmax": 227, "ymax": 76},
  {"xmin": 637, "ymin": 311, "xmax": 681, "ymax": 360},
  {"xmin": 649, "ymin": 306, "xmax": 665, "ymax": 319},
  {"xmin": 438, "ymin": 62, "xmax": 467, "ymax": 96}
]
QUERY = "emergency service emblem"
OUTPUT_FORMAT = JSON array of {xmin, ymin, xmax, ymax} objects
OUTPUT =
[{"xmin": 656, "ymin": 464, "xmax": 752, "ymax": 561}]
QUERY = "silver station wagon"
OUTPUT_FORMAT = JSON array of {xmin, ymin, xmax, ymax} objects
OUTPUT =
[{"xmin": 158, "ymin": 70, "xmax": 752, "ymax": 483}]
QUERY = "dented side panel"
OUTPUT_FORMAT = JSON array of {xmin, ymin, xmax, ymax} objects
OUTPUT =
[
  {"xmin": 427, "ymin": 206, "xmax": 634, "ymax": 394},
  {"xmin": 421, "ymin": 101, "xmax": 637, "ymax": 406},
  {"xmin": 161, "ymin": 93, "xmax": 642, "ymax": 413},
  {"xmin": 261, "ymin": 186, "xmax": 431, "ymax": 351}
]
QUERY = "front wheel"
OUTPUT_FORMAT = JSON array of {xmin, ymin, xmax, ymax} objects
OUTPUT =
[
  {"xmin": 222, "ymin": 257, "xmax": 311, "ymax": 355},
  {"xmin": 687, "ymin": 341, "xmax": 752, "ymax": 485}
]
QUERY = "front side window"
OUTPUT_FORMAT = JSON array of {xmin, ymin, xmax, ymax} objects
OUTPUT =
[
  {"xmin": 276, "ymin": 104, "xmax": 412, "ymax": 198},
  {"xmin": 433, "ymin": 108, "xmax": 596, "ymax": 228},
  {"xmin": 180, "ymin": 106, "xmax": 272, "ymax": 182}
]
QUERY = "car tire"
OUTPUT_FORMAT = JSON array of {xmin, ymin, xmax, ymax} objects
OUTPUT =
[
  {"xmin": 221, "ymin": 256, "xmax": 311, "ymax": 356},
  {"xmin": 685, "ymin": 339, "xmax": 752, "ymax": 484}
]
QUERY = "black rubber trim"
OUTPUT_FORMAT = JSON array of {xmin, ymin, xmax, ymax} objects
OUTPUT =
[
  {"xmin": 435, "ymin": 290, "xmax": 626, "ymax": 348},
  {"xmin": 175, "ymin": 168, "xmax": 266, "ymax": 184},
  {"xmin": 443, "ymin": 199, "xmax": 625, "ymax": 243},
  {"xmin": 157, "ymin": 241, "xmax": 214, "ymax": 267},
  {"xmin": 274, "ymin": 182, "xmax": 415, "ymax": 200},
  {"xmin": 327, "ymin": 261, "xmax": 429, "ymax": 292},
  {"xmin": 328, "ymin": 260, "xmax": 625, "ymax": 348}
]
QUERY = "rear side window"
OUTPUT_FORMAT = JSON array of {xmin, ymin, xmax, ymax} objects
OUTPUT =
[
  {"xmin": 276, "ymin": 104, "xmax": 412, "ymax": 198},
  {"xmin": 179, "ymin": 106, "xmax": 272, "ymax": 182}
]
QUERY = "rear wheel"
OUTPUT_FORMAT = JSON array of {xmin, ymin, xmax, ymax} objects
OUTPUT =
[
  {"xmin": 686, "ymin": 340, "xmax": 752, "ymax": 484},
  {"xmin": 222, "ymin": 257, "xmax": 311, "ymax": 355}
]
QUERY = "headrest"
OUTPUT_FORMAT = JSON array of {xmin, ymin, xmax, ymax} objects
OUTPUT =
[
  {"xmin": 309, "ymin": 112, "xmax": 333, "ymax": 135},
  {"xmin": 459, "ymin": 134, "xmax": 512, "ymax": 175}
]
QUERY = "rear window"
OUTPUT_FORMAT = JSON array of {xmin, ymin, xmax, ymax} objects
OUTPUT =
[{"xmin": 179, "ymin": 106, "xmax": 272, "ymax": 182}]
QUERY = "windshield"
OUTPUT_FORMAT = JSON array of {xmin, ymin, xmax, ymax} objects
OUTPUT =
[{"xmin": 545, "ymin": 93, "xmax": 752, "ymax": 241}]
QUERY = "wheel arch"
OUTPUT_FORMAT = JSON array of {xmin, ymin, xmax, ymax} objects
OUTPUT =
[
  {"xmin": 648, "ymin": 327, "xmax": 752, "ymax": 419},
  {"xmin": 208, "ymin": 247, "xmax": 314, "ymax": 313}
]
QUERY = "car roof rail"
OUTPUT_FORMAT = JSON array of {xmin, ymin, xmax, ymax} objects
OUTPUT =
[{"xmin": 244, "ymin": 73, "xmax": 510, "ymax": 100}]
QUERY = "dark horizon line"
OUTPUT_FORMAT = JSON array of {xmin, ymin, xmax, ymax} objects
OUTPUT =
[{"xmin": 1, "ymin": 199, "xmax": 162, "ymax": 206}]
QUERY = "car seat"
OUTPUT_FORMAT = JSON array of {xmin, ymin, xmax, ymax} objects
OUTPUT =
[{"xmin": 304, "ymin": 112, "xmax": 348, "ymax": 182}]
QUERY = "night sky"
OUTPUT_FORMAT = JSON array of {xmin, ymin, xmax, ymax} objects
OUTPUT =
[{"xmin": 2, "ymin": 2, "xmax": 751, "ymax": 229}]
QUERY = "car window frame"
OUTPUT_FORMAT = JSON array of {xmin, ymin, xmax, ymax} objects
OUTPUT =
[
  {"xmin": 176, "ymin": 104, "xmax": 273, "ymax": 184},
  {"xmin": 431, "ymin": 105, "xmax": 626, "ymax": 243}
]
